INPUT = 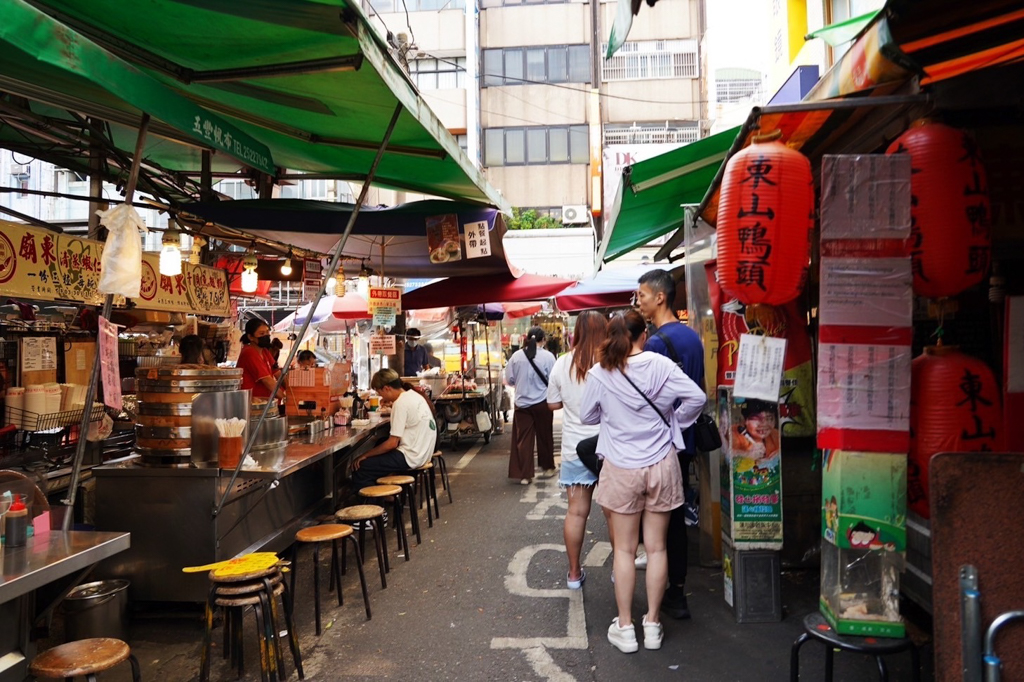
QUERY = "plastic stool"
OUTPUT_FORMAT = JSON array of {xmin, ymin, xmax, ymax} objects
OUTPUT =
[
  {"xmin": 293, "ymin": 524, "xmax": 371, "ymax": 635},
  {"xmin": 790, "ymin": 612, "xmax": 920, "ymax": 682},
  {"xmin": 377, "ymin": 474, "xmax": 421, "ymax": 545},
  {"xmin": 359, "ymin": 484, "xmax": 409, "ymax": 562}
]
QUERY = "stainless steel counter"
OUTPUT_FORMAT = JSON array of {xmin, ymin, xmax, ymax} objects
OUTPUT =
[
  {"xmin": 0, "ymin": 531, "xmax": 130, "ymax": 682},
  {"xmin": 93, "ymin": 422, "xmax": 389, "ymax": 602},
  {"xmin": 0, "ymin": 531, "xmax": 130, "ymax": 603}
]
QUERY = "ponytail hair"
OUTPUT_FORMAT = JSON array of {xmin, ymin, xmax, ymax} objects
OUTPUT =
[
  {"xmin": 524, "ymin": 326, "xmax": 545, "ymax": 360},
  {"xmin": 599, "ymin": 310, "xmax": 646, "ymax": 371}
]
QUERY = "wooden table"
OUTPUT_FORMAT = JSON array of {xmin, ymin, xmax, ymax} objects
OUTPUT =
[{"xmin": 0, "ymin": 530, "xmax": 131, "ymax": 682}]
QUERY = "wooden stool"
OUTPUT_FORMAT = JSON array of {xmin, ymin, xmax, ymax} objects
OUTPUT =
[
  {"xmin": 293, "ymin": 524, "xmax": 371, "ymax": 636},
  {"xmin": 359, "ymin": 484, "xmax": 410, "ymax": 562},
  {"xmin": 377, "ymin": 474, "xmax": 421, "ymax": 545},
  {"xmin": 335, "ymin": 505, "xmax": 389, "ymax": 588},
  {"xmin": 790, "ymin": 612, "xmax": 920, "ymax": 682},
  {"xmin": 197, "ymin": 561, "xmax": 303, "ymax": 682},
  {"xmin": 432, "ymin": 450, "xmax": 452, "ymax": 504},
  {"xmin": 413, "ymin": 460, "xmax": 440, "ymax": 526},
  {"xmin": 30, "ymin": 638, "xmax": 140, "ymax": 681}
]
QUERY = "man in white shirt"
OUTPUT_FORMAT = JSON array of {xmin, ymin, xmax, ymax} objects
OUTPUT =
[{"xmin": 351, "ymin": 369, "xmax": 437, "ymax": 489}]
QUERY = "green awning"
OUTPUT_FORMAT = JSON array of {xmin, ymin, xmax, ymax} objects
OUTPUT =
[
  {"xmin": 805, "ymin": 9, "xmax": 882, "ymax": 47},
  {"xmin": 598, "ymin": 126, "xmax": 740, "ymax": 263},
  {"xmin": 0, "ymin": 0, "xmax": 507, "ymax": 209}
]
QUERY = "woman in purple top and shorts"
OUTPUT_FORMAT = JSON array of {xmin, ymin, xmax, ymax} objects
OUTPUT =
[{"xmin": 580, "ymin": 310, "xmax": 706, "ymax": 653}]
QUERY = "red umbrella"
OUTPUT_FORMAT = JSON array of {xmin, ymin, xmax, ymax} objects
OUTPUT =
[{"xmin": 403, "ymin": 273, "xmax": 575, "ymax": 310}]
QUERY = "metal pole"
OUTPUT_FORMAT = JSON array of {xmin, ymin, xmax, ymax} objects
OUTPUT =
[
  {"xmin": 87, "ymin": 117, "xmax": 106, "ymax": 240},
  {"xmin": 484, "ymin": 316, "xmax": 496, "ymax": 432},
  {"xmin": 63, "ymin": 113, "xmax": 151, "ymax": 531},
  {"xmin": 215, "ymin": 103, "xmax": 405, "ymax": 517}
]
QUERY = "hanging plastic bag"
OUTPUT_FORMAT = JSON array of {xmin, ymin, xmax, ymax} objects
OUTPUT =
[{"xmin": 96, "ymin": 203, "xmax": 148, "ymax": 298}]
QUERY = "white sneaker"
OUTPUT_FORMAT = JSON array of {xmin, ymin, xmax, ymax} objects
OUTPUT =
[
  {"xmin": 634, "ymin": 549, "xmax": 648, "ymax": 570},
  {"xmin": 607, "ymin": 618, "xmax": 639, "ymax": 653},
  {"xmin": 642, "ymin": 615, "xmax": 663, "ymax": 650}
]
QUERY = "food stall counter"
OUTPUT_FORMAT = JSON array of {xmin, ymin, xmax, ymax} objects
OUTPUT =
[{"xmin": 236, "ymin": 421, "xmax": 388, "ymax": 480}]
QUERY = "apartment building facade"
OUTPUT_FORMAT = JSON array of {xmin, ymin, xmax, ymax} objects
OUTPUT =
[{"xmin": 367, "ymin": 0, "xmax": 706, "ymax": 237}]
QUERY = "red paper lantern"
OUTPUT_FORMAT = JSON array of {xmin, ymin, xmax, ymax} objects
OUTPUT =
[
  {"xmin": 908, "ymin": 346, "xmax": 1003, "ymax": 518},
  {"xmin": 717, "ymin": 138, "xmax": 813, "ymax": 306},
  {"xmin": 885, "ymin": 120, "xmax": 991, "ymax": 299}
]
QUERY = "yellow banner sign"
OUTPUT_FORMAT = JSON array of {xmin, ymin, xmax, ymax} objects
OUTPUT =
[{"xmin": 0, "ymin": 220, "xmax": 230, "ymax": 317}]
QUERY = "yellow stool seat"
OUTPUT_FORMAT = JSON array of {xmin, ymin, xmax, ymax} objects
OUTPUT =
[
  {"xmin": 359, "ymin": 484, "xmax": 401, "ymax": 498},
  {"xmin": 377, "ymin": 474, "xmax": 415, "ymax": 486},
  {"xmin": 296, "ymin": 523, "xmax": 354, "ymax": 543}
]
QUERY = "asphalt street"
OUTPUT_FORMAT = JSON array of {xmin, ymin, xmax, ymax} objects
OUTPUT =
[{"xmin": 50, "ymin": 422, "xmax": 932, "ymax": 681}]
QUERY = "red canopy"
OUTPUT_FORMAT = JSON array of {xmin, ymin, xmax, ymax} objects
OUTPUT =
[{"xmin": 403, "ymin": 273, "xmax": 575, "ymax": 310}]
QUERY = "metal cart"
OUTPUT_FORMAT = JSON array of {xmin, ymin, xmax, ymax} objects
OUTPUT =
[{"xmin": 434, "ymin": 387, "xmax": 492, "ymax": 449}]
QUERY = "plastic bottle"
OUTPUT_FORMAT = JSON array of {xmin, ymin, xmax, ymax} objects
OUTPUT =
[{"xmin": 5, "ymin": 499, "xmax": 28, "ymax": 548}]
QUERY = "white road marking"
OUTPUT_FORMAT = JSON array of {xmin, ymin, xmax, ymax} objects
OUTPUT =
[
  {"xmin": 452, "ymin": 443, "xmax": 483, "ymax": 472},
  {"xmin": 582, "ymin": 541, "xmax": 612, "ymax": 567},
  {"xmin": 491, "ymin": 543, "xmax": 588, "ymax": 681}
]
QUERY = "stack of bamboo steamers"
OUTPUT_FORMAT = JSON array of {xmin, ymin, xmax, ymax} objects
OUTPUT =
[{"xmin": 135, "ymin": 366, "xmax": 242, "ymax": 467}]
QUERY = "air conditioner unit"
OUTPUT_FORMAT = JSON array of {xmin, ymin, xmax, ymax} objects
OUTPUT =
[
  {"xmin": 9, "ymin": 164, "xmax": 29, "ymax": 177},
  {"xmin": 561, "ymin": 205, "xmax": 588, "ymax": 225}
]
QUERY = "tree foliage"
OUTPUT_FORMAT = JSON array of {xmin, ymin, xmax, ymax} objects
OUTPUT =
[{"xmin": 507, "ymin": 207, "xmax": 562, "ymax": 230}]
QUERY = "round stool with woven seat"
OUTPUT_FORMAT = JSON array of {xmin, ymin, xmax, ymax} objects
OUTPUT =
[
  {"xmin": 790, "ymin": 612, "xmax": 920, "ymax": 682},
  {"xmin": 376, "ymin": 474, "xmax": 421, "ymax": 545},
  {"xmin": 359, "ymin": 484, "xmax": 410, "ymax": 562},
  {"xmin": 334, "ymin": 504, "xmax": 389, "ymax": 588},
  {"xmin": 432, "ymin": 449, "xmax": 453, "ymax": 504},
  {"xmin": 30, "ymin": 638, "xmax": 140, "ymax": 681},
  {"xmin": 292, "ymin": 524, "xmax": 371, "ymax": 636},
  {"xmin": 195, "ymin": 558, "xmax": 303, "ymax": 682}
]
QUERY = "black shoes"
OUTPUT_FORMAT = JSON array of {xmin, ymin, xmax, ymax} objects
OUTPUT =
[{"xmin": 661, "ymin": 586, "xmax": 691, "ymax": 620}]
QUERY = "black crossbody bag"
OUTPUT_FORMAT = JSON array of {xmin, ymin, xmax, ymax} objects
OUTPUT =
[
  {"xmin": 524, "ymin": 353, "xmax": 549, "ymax": 386},
  {"xmin": 652, "ymin": 330, "xmax": 722, "ymax": 452},
  {"xmin": 576, "ymin": 368, "xmax": 670, "ymax": 476}
]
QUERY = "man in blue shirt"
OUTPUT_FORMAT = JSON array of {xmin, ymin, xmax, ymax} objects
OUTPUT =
[
  {"xmin": 637, "ymin": 268, "xmax": 706, "ymax": 621},
  {"xmin": 403, "ymin": 328, "xmax": 430, "ymax": 375}
]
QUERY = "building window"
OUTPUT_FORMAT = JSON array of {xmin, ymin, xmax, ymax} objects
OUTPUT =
[
  {"xmin": 480, "ymin": 0, "xmax": 567, "ymax": 7},
  {"xmin": 482, "ymin": 45, "xmax": 590, "ymax": 86},
  {"xmin": 716, "ymin": 78, "xmax": 763, "ymax": 103},
  {"xmin": 600, "ymin": 39, "xmax": 698, "ymax": 81},
  {"xmin": 409, "ymin": 57, "xmax": 466, "ymax": 90},
  {"xmin": 364, "ymin": 0, "xmax": 464, "ymax": 12},
  {"xmin": 484, "ymin": 126, "xmax": 589, "ymax": 166},
  {"xmin": 213, "ymin": 179, "xmax": 257, "ymax": 201},
  {"xmin": 603, "ymin": 122, "xmax": 699, "ymax": 145}
]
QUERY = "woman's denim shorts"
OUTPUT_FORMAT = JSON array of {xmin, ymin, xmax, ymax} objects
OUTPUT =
[{"xmin": 559, "ymin": 455, "xmax": 598, "ymax": 488}]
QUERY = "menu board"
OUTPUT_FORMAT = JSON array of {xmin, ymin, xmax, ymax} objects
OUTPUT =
[
  {"xmin": 0, "ymin": 220, "xmax": 230, "ymax": 316},
  {"xmin": 425, "ymin": 214, "xmax": 462, "ymax": 264}
]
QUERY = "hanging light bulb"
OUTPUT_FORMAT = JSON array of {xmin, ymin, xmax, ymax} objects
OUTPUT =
[
  {"xmin": 241, "ymin": 245, "xmax": 259, "ymax": 294},
  {"xmin": 358, "ymin": 260, "xmax": 373, "ymax": 285},
  {"xmin": 280, "ymin": 251, "xmax": 293, "ymax": 277},
  {"xmin": 159, "ymin": 222, "xmax": 182, "ymax": 276},
  {"xmin": 189, "ymin": 236, "xmax": 207, "ymax": 265},
  {"xmin": 326, "ymin": 276, "xmax": 337, "ymax": 292}
]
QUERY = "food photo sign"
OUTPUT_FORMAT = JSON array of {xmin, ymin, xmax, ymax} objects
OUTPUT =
[{"xmin": 425, "ymin": 214, "xmax": 463, "ymax": 264}]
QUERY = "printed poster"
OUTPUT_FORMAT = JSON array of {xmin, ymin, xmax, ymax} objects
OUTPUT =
[
  {"xmin": 733, "ymin": 334, "xmax": 787, "ymax": 402},
  {"xmin": 369, "ymin": 334, "xmax": 396, "ymax": 355},
  {"xmin": 425, "ymin": 214, "xmax": 462, "ymax": 264},
  {"xmin": 98, "ymin": 316, "xmax": 122, "ymax": 410},
  {"xmin": 21, "ymin": 337, "xmax": 57, "ymax": 374},
  {"xmin": 463, "ymin": 220, "xmax": 492, "ymax": 259}
]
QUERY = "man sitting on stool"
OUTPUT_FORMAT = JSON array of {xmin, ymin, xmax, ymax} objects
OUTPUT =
[{"xmin": 351, "ymin": 368, "xmax": 437, "ymax": 489}]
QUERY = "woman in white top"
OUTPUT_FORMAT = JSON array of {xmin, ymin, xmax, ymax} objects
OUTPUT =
[
  {"xmin": 547, "ymin": 311, "xmax": 607, "ymax": 590},
  {"xmin": 580, "ymin": 310, "xmax": 705, "ymax": 653}
]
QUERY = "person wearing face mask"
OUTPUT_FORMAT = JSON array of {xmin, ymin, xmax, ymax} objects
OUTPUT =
[
  {"xmin": 403, "ymin": 328, "xmax": 430, "ymax": 375},
  {"xmin": 237, "ymin": 319, "xmax": 286, "ymax": 399}
]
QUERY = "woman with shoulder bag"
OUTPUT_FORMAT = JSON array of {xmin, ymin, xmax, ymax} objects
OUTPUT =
[
  {"xmin": 547, "ymin": 311, "xmax": 607, "ymax": 590},
  {"xmin": 506, "ymin": 326, "xmax": 557, "ymax": 485},
  {"xmin": 580, "ymin": 310, "xmax": 706, "ymax": 653}
]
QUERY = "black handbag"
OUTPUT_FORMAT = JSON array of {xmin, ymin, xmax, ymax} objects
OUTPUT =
[
  {"xmin": 693, "ymin": 413, "xmax": 722, "ymax": 452},
  {"xmin": 576, "ymin": 435, "xmax": 601, "ymax": 475}
]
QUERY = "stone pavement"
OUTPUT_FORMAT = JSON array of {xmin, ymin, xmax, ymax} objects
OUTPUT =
[{"xmin": 44, "ymin": 428, "xmax": 934, "ymax": 681}]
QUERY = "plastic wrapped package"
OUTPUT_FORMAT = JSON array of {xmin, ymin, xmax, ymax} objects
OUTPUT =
[{"xmin": 96, "ymin": 203, "xmax": 147, "ymax": 298}]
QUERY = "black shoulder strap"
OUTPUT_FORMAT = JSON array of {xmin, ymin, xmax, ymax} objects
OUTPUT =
[
  {"xmin": 525, "ymin": 353, "xmax": 549, "ymax": 386},
  {"xmin": 653, "ymin": 329, "xmax": 681, "ymax": 365},
  {"xmin": 619, "ymin": 369, "xmax": 668, "ymax": 426}
]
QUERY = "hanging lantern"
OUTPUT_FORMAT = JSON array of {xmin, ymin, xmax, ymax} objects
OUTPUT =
[
  {"xmin": 189, "ymin": 236, "xmax": 206, "ymax": 265},
  {"xmin": 240, "ymin": 248, "xmax": 259, "ymax": 294},
  {"xmin": 717, "ymin": 134, "xmax": 813, "ymax": 306},
  {"xmin": 159, "ymin": 223, "xmax": 182, "ymax": 276},
  {"xmin": 885, "ymin": 120, "xmax": 991, "ymax": 299},
  {"xmin": 908, "ymin": 346, "xmax": 1003, "ymax": 518}
]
